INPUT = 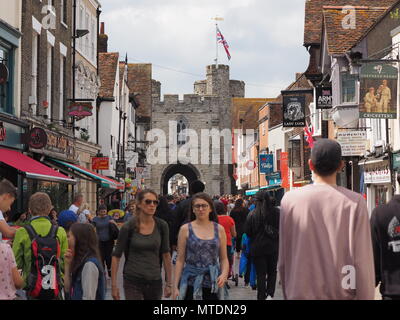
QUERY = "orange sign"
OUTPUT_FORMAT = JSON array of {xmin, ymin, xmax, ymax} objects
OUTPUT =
[
  {"xmin": 92, "ymin": 157, "xmax": 109, "ymax": 170},
  {"xmin": 280, "ymin": 152, "xmax": 290, "ymax": 189}
]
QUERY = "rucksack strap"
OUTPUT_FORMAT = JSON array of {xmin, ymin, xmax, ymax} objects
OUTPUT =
[
  {"xmin": 48, "ymin": 225, "xmax": 58, "ymax": 239},
  {"xmin": 24, "ymin": 224, "xmax": 38, "ymax": 241}
]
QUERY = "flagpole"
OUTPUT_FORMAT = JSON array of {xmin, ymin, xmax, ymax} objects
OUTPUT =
[
  {"xmin": 212, "ymin": 16, "xmax": 224, "ymax": 68},
  {"xmin": 216, "ymin": 23, "xmax": 218, "ymax": 68}
]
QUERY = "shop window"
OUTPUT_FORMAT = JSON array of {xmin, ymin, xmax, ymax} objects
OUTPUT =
[
  {"xmin": 0, "ymin": 43, "xmax": 14, "ymax": 115},
  {"xmin": 341, "ymin": 72, "xmax": 357, "ymax": 103}
]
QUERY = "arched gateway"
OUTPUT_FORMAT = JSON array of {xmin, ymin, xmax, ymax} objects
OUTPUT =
[{"xmin": 160, "ymin": 163, "xmax": 200, "ymax": 195}]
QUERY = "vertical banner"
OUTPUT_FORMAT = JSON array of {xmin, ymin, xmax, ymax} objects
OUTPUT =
[
  {"xmin": 360, "ymin": 62, "xmax": 398, "ymax": 119},
  {"xmin": 280, "ymin": 152, "xmax": 290, "ymax": 189},
  {"xmin": 283, "ymin": 96, "xmax": 306, "ymax": 127},
  {"xmin": 259, "ymin": 154, "xmax": 274, "ymax": 174}
]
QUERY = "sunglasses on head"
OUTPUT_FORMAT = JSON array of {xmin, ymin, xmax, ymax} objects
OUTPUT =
[{"xmin": 144, "ymin": 199, "xmax": 159, "ymax": 206}]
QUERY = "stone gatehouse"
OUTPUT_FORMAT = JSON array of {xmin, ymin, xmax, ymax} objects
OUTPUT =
[{"xmin": 148, "ymin": 64, "xmax": 245, "ymax": 196}]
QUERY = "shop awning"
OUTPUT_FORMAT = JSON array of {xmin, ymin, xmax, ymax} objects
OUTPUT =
[
  {"xmin": 245, "ymin": 188, "xmax": 259, "ymax": 196},
  {"xmin": 0, "ymin": 148, "xmax": 76, "ymax": 184},
  {"xmin": 51, "ymin": 159, "xmax": 124, "ymax": 190},
  {"xmin": 358, "ymin": 155, "xmax": 388, "ymax": 166}
]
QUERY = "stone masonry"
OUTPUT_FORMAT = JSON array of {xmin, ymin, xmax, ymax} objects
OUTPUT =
[{"xmin": 148, "ymin": 64, "xmax": 245, "ymax": 196}]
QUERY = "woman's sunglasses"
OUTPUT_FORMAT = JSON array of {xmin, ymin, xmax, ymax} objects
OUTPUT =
[{"xmin": 144, "ymin": 199, "xmax": 159, "ymax": 206}]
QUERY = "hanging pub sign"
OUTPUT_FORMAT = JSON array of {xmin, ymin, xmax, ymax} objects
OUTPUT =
[
  {"xmin": 359, "ymin": 62, "xmax": 398, "ymax": 119},
  {"xmin": 116, "ymin": 160, "xmax": 126, "ymax": 179},
  {"xmin": 283, "ymin": 96, "xmax": 306, "ymax": 127},
  {"xmin": 316, "ymin": 86, "xmax": 332, "ymax": 109},
  {"xmin": 0, "ymin": 122, "xmax": 6, "ymax": 141},
  {"xmin": 0, "ymin": 63, "xmax": 9, "ymax": 85},
  {"xmin": 68, "ymin": 103, "xmax": 93, "ymax": 117},
  {"xmin": 259, "ymin": 154, "xmax": 273, "ymax": 174},
  {"xmin": 28, "ymin": 127, "xmax": 47, "ymax": 149}
]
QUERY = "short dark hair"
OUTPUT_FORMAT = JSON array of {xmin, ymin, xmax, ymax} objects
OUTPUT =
[
  {"xmin": 310, "ymin": 139, "xmax": 342, "ymax": 177},
  {"xmin": 98, "ymin": 204, "xmax": 107, "ymax": 212},
  {"xmin": 0, "ymin": 179, "xmax": 17, "ymax": 198},
  {"xmin": 189, "ymin": 180, "xmax": 205, "ymax": 195}
]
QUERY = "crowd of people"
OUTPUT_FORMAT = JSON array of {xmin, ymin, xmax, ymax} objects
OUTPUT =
[{"xmin": 0, "ymin": 139, "xmax": 399, "ymax": 300}]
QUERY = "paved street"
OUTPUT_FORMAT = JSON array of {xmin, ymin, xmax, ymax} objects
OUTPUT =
[{"xmin": 106, "ymin": 254, "xmax": 284, "ymax": 300}]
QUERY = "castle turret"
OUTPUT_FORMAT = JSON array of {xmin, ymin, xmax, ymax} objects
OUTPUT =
[{"xmin": 206, "ymin": 64, "xmax": 230, "ymax": 97}]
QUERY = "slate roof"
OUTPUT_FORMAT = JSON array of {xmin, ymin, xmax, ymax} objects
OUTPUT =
[{"xmin": 98, "ymin": 52, "xmax": 119, "ymax": 98}]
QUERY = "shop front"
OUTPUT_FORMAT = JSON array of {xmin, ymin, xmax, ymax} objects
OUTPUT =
[
  {"xmin": 359, "ymin": 156, "xmax": 393, "ymax": 215},
  {"xmin": 261, "ymin": 171, "xmax": 284, "ymax": 206}
]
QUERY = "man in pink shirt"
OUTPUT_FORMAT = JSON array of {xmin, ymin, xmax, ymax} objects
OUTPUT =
[{"xmin": 278, "ymin": 139, "xmax": 375, "ymax": 300}]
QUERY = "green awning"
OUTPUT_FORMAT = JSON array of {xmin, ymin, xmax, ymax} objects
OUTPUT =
[
  {"xmin": 260, "ymin": 184, "xmax": 282, "ymax": 191},
  {"xmin": 51, "ymin": 159, "xmax": 124, "ymax": 190}
]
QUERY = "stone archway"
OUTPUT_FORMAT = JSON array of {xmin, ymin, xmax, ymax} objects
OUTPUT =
[{"xmin": 160, "ymin": 163, "xmax": 201, "ymax": 195}]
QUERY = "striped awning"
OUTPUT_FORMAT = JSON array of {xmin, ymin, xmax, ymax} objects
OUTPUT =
[{"xmin": 51, "ymin": 159, "xmax": 124, "ymax": 190}]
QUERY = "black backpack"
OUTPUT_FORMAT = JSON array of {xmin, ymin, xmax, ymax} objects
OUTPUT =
[{"xmin": 24, "ymin": 224, "xmax": 63, "ymax": 300}]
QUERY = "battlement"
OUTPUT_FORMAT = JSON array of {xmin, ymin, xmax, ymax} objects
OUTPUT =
[
  {"xmin": 207, "ymin": 64, "xmax": 230, "ymax": 71},
  {"xmin": 153, "ymin": 94, "xmax": 222, "ymax": 112}
]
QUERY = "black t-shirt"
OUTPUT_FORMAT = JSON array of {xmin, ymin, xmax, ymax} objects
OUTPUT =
[{"xmin": 371, "ymin": 195, "xmax": 400, "ymax": 297}]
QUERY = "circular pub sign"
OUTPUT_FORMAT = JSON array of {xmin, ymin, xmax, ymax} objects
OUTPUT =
[
  {"xmin": 28, "ymin": 128, "xmax": 48, "ymax": 149},
  {"xmin": 245, "ymin": 160, "xmax": 257, "ymax": 171}
]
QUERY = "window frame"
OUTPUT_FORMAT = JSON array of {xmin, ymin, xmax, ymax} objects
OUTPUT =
[
  {"xmin": 340, "ymin": 72, "xmax": 357, "ymax": 104},
  {"xmin": 0, "ymin": 41, "xmax": 14, "ymax": 115}
]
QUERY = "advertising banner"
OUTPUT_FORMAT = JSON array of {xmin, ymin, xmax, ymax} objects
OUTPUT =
[
  {"xmin": 283, "ymin": 96, "xmax": 306, "ymax": 127},
  {"xmin": 259, "ymin": 154, "xmax": 273, "ymax": 174},
  {"xmin": 360, "ymin": 62, "xmax": 398, "ymax": 119},
  {"xmin": 92, "ymin": 157, "xmax": 110, "ymax": 170},
  {"xmin": 337, "ymin": 131, "xmax": 367, "ymax": 157},
  {"xmin": 280, "ymin": 152, "xmax": 290, "ymax": 189}
]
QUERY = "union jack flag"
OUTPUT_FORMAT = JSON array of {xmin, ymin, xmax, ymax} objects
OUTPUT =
[{"xmin": 216, "ymin": 26, "xmax": 231, "ymax": 60}]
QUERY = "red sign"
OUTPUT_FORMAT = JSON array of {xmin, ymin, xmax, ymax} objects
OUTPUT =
[
  {"xmin": 0, "ymin": 122, "xmax": 6, "ymax": 142},
  {"xmin": 68, "ymin": 103, "xmax": 93, "ymax": 117},
  {"xmin": 92, "ymin": 157, "xmax": 109, "ymax": 170},
  {"xmin": 28, "ymin": 128, "xmax": 47, "ymax": 149},
  {"xmin": 280, "ymin": 152, "xmax": 290, "ymax": 189},
  {"xmin": 245, "ymin": 160, "xmax": 257, "ymax": 171}
]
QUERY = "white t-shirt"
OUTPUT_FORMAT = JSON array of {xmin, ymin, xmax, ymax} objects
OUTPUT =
[
  {"xmin": 69, "ymin": 204, "xmax": 79, "ymax": 214},
  {"xmin": 0, "ymin": 210, "xmax": 4, "ymax": 221}
]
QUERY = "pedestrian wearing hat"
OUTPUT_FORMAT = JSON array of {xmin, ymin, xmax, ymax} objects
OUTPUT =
[
  {"xmin": 278, "ymin": 139, "xmax": 375, "ymax": 300},
  {"xmin": 58, "ymin": 210, "xmax": 78, "ymax": 232}
]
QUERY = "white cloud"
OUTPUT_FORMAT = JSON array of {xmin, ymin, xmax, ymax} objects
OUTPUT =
[{"xmin": 101, "ymin": 0, "xmax": 308, "ymax": 98}]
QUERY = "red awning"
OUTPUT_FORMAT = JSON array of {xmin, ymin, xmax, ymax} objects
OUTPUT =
[{"xmin": 0, "ymin": 148, "xmax": 76, "ymax": 184}]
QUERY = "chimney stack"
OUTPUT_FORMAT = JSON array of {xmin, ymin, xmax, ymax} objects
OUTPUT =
[{"xmin": 98, "ymin": 22, "xmax": 108, "ymax": 53}]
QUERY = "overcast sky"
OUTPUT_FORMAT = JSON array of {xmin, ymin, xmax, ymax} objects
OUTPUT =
[{"xmin": 100, "ymin": 0, "xmax": 309, "ymax": 98}]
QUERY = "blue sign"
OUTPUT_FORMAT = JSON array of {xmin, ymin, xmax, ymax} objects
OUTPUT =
[
  {"xmin": 265, "ymin": 172, "xmax": 282, "ymax": 186},
  {"xmin": 259, "ymin": 154, "xmax": 274, "ymax": 174}
]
